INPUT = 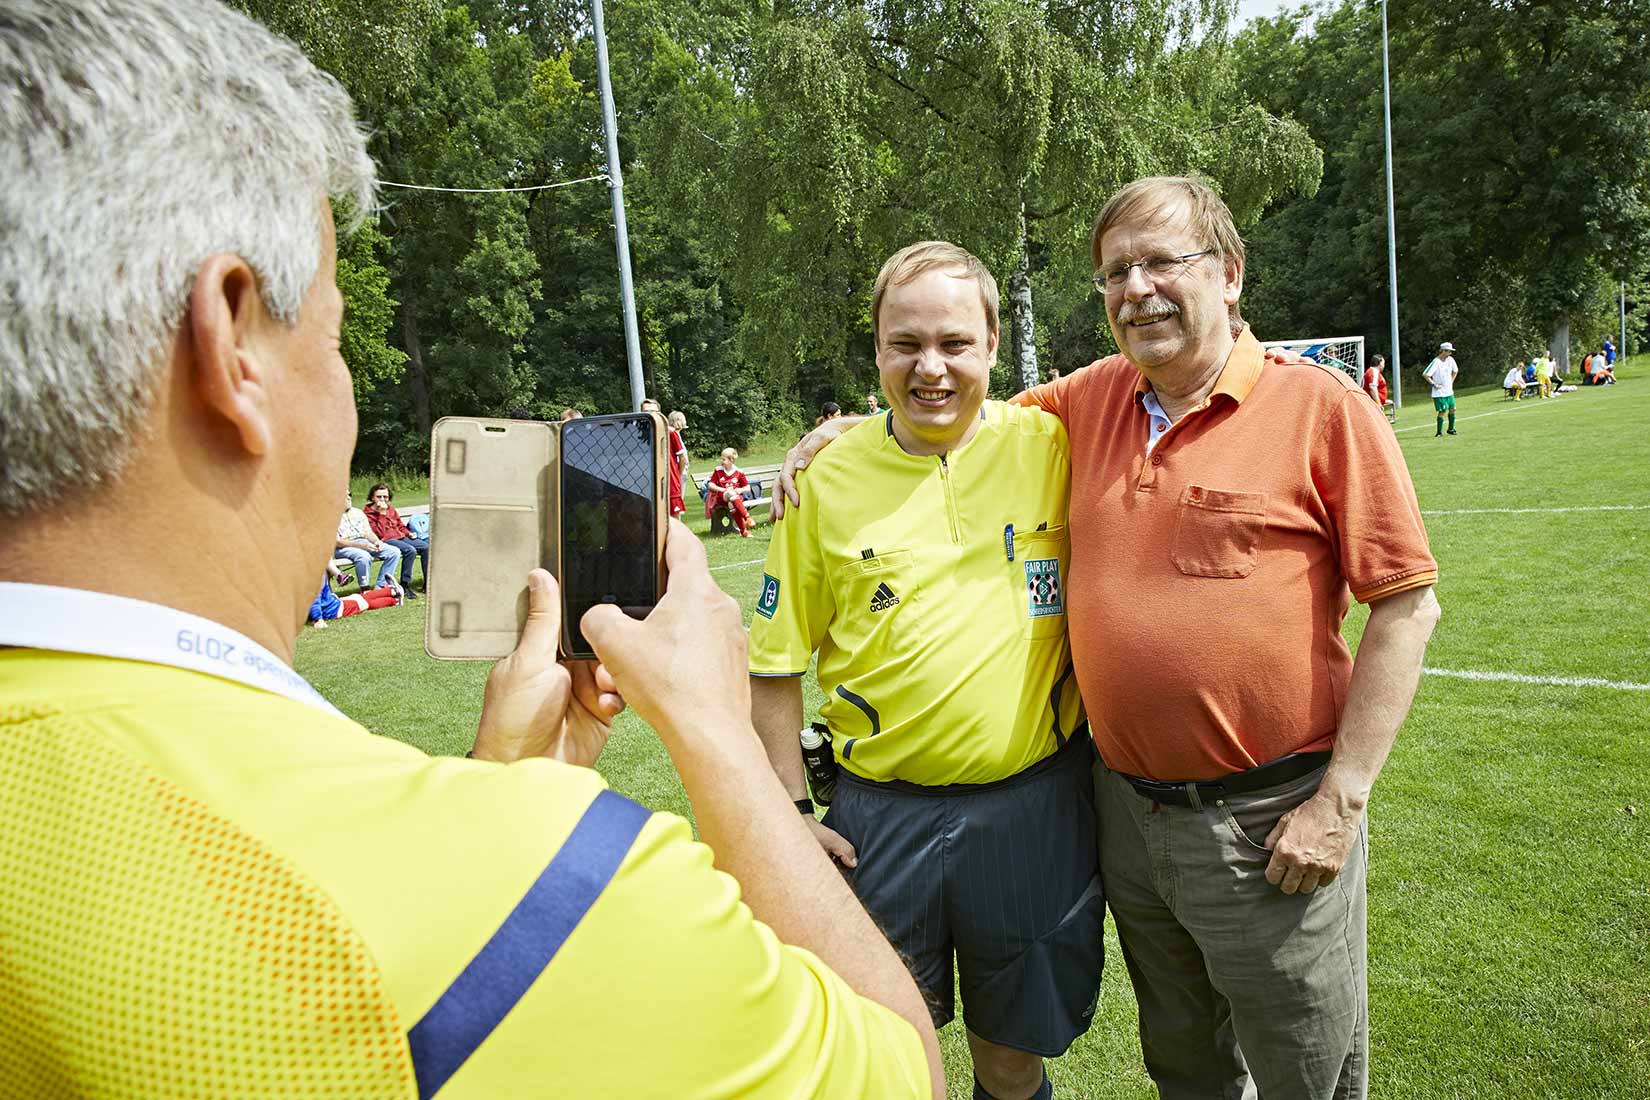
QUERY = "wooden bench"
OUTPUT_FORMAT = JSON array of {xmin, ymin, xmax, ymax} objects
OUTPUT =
[
  {"xmin": 331, "ymin": 503, "xmax": 428, "ymax": 589},
  {"xmin": 693, "ymin": 464, "xmax": 782, "ymax": 534},
  {"xmin": 1503, "ymin": 381, "xmax": 1542, "ymax": 400}
]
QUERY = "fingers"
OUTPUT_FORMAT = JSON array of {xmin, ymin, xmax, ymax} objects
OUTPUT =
[
  {"xmin": 580, "ymin": 603, "xmax": 634, "ymax": 668},
  {"xmin": 808, "ymin": 820, "xmax": 858, "ymax": 868},
  {"xmin": 568, "ymin": 660, "xmax": 625, "ymax": 720},
  {"xmin": 778, "ymin": 449, "xmax": 804, "ymax": 514},
  {"xmin": 511, "ymin": 569, "xmax": 562, "ymax": 662},
  {"xmin": 662, "ymin": 517, "xmax": 709, "ymax": 580}
]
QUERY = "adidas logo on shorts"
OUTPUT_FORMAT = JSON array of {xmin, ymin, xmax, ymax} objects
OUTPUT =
[{"xmin": 869, "ymin": 581, "xmax": 900, "ymax": 613}]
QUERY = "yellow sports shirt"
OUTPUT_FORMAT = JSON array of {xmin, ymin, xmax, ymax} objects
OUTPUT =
[
  {"xmin": 749, "ymin": 402, "xmax": 1083, "ymax": 785},
  {"xmin": 0, "ymin": 649, "xmax": 929, "ymax": 1100}
]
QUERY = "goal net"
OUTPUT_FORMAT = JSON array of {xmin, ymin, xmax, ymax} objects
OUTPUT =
[{"xmin": 1259, "ymin": 336, "xmax": 1365, "ymax": 383}]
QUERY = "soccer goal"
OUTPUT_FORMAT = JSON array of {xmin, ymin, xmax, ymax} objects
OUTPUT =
[{"xmin": 1260, "ymin": 336, "xmax": 1365, "ymax": 384}]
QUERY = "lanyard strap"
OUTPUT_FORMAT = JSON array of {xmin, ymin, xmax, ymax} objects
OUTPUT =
[{"xmin": 0, "ymin": 583, "xmax": 342, "ymax": 717}]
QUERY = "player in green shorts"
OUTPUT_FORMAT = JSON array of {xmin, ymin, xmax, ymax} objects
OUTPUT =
[{"xmin": 1423, "ymin": 342, "xmax": 1460, "ymax": 436}]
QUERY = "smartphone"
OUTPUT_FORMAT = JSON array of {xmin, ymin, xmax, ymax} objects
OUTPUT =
[
  {"xmin": 557, "ymin": 413, "xmax": 669, "ymax": 659},
  {"xmin": 424, "ymin": 412, "xmax": 666, "ymax": 661}
]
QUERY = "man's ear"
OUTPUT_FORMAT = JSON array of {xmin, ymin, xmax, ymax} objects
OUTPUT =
[
  {"xmin": 186, "ymin": 254, "xmax": 274, "ymax": 456},
  {"xmin": 1223, "ymin": 254, "xmax": 1245, "ymax": 307}
]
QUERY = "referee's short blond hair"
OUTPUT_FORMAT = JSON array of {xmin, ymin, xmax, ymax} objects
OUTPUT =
[{"xmin": 871, "ymin": 242, "xmax": 999, "ymax": 345}]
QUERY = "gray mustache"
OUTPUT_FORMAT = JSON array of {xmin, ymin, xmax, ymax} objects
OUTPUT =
[{"xmin": 1118, "ymin": 298, "xmax": 1180, "ymax": 324}]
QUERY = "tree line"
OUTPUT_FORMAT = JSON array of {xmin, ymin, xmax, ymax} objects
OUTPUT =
[{"xmin": 231, "ymin": 0, "xmax": 1649, "ymax": 466}]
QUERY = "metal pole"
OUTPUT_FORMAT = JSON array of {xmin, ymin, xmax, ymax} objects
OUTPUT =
[
  {"xmin": 1380, "ymin": 0, "xmax": 1403, "ymax": 408},
  {"xmin": 1622, "ymin": 280, "xmax": 1628, "ymax": 359},
  {"xmin": 591, "ymin": 0, "xmax": 646, "ymax": 410}
]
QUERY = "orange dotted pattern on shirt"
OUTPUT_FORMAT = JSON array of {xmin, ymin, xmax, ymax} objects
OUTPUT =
[{"xmin": 0, "ymin": 704, "xmax": 415, "ymax": 1099}]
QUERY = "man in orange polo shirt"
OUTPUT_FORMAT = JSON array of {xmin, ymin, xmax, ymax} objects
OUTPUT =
[{"xmin": 1013, "ymin": 177, "xmax": 1440, "ymax": 1100}]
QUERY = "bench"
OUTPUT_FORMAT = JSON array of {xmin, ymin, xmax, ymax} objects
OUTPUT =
[
  {"xmin": 693, "ymin": 464, "xmax": 782, "ymax": 534},
  {"xmin": 1503, "ymin": 381, "xmax": 1542, "ymax": 400},
  {"xmin": 331, "ymin": 503, "xmax": 428, "ymax": 589}
]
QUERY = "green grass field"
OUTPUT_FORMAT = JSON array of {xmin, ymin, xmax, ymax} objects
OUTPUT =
[{"xmin": 299, "ymin": 360, "xmax": 1650, "ymax": 1098}]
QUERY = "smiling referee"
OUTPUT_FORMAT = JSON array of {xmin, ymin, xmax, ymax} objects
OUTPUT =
[{"xmin": 749, "ymin": 242, "xmax": 1102, "ymax": 1100}]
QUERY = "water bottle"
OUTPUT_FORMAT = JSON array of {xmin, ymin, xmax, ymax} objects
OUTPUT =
[{"xmin": 799, "ymin": 722, "xmax": 838, "ymax": 806}]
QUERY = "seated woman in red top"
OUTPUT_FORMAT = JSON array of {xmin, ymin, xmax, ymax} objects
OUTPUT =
[
  {"xmin": 364, "ymin": 483, "xmax": 429, "ymax": 596},
  {"xmin": 705, "ymin": 448, "xmax": 754, "ymax": 537}
]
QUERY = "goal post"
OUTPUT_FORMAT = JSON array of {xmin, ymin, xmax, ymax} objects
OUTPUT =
[{"xmin": 1259, "ymin": 336, "xmax": 1366, "ymax": 387}]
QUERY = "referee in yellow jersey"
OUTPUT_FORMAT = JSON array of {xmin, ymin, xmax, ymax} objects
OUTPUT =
[{"xmin": 750, "ymin": 243, "xmax": 1103, "ymax": 1100}]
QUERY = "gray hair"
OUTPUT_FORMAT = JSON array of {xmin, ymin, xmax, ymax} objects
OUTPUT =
[{"xmin": 0, "ymin": 0, "xmax": 377, "ymax": 515}]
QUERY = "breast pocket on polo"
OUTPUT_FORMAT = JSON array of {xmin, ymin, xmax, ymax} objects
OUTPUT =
[
  {"xmin": 832, "ymin": 551, "xmax": 920, "ymax": 650},
  {"xmin": 1170, "ymin": 487, "xmax": 1267, "ymax": 579},
  {"xmin": 1014, "ymin": 526, "xmax": 1070, "ymax": 640}
]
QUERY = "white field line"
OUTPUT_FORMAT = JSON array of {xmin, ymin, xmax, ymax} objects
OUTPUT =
[
  {"xmin": 710, "ymin": 557, "xmax": 766, "ymax": 572},
  {"xmin": 1422, "ymin": 504, "xmax": 1650, "ymax": 516},
  {"xmin": 1394, "ymin": 392, "xmax": 1596, "ymax": 435},
  {"xmin": 1424, "ymin": 667, "xmax": 1650, "ymax": 692}
]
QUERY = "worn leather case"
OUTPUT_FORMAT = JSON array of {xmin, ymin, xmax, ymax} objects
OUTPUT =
[{"xmin": 424, "ymin": 417, "xmax": 560, "ymax": 660}]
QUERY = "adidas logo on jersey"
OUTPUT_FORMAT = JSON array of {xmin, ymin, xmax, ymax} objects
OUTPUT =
[{"xmin": 869, "ymin": 581, "xmax": 900, "ymax": 612}]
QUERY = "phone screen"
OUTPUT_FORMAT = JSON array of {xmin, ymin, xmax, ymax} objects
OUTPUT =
[{"xmin": 560, "ymin": 414, "xmax": 660, "ymax": 658}]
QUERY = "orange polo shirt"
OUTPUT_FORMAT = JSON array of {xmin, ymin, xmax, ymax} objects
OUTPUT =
[{"xmin": 1015, "ymin": 328, "xmax": 1436, "ymax": 781}]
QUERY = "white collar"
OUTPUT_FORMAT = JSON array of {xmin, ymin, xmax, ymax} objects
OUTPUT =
[{"xmin": 0, "ymin": 583, "xmax": 342, "ymax": 717}]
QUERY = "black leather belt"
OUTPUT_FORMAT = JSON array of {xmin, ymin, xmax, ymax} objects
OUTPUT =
[{"xmin": 1120, "ymin": 751, "xmax": 1330, "ymax": 810}]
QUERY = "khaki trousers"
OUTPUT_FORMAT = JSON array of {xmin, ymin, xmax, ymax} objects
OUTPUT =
[{"xmin": 1095, "ymin": 761, "xmax": 1368, "ymax": 1100}]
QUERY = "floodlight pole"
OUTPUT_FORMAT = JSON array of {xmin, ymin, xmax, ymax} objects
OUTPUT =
[
  {"xmin": 1622, "ymin": 280, "xmax": 1628, "ymax": 358},
  {"xmin": 591, "ymin": 0, "xmax": 646, "ymax": 410},
  {"xmin": 1380, "ymin": 0, "xmax": 1403, "ymax": 408}
]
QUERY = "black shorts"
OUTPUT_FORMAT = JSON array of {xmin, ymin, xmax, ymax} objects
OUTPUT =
[{"xmin": 822, "ymin": 733, "xmax": 1104, "ymax": 1056}]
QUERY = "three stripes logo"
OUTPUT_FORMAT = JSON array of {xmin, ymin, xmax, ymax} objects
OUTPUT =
[{"xmin": 869, "ymin": 581, "xmax": 901, "ymax": 613}]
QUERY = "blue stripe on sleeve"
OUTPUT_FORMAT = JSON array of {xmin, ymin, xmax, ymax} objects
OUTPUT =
[{"xmin": 408, "ymin": 788, "xmax": 650, "ymax": 1098}]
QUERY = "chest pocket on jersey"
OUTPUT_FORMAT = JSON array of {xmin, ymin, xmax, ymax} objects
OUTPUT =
[
  {"xmin": 1171, "ymin": 486, "xmax": 1267, "ymax": 579},
  {"xmin": 1014, "ymin": 526, "xmax": 1070, "ymax": 640},
  {"xmin": 832, "ymin": 550, "xmax": 921, "ymax": 651}
]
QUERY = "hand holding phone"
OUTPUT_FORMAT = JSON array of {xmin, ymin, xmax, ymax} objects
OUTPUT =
[
  {"xmin": 580, "ymin": 519, "xmax": 752, "ymax": 750},
  {"xmin": 471, "ymin": 568, "xmax": 625, "ymax": 767}
]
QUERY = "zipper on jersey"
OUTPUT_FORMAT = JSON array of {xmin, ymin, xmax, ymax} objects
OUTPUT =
[{"xmin": 938, "ymin": 455, "xmax": 961, "ymax": 543}]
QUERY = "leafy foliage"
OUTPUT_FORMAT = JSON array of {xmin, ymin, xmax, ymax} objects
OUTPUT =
[{"xmin": 1235, "ymin": 0, "xmax": 1650, "ymax": 383}]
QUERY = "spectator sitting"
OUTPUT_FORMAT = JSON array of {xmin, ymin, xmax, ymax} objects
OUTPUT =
[
  {"xmin": 706, "ymin": 447, "xmax": 755, "ymax": 538},
  {"xmin": 1522, "ymin": 360, "xmax": 1537, "ymax": 385},
  {"xmin": 1503, "ymin": 365, "xmax": 1527, "ymax": 399},
  {"xmin": 559, "ymin": 407, "xmax": 583, "ymax": 421},
  {"xmin": 308, "ymin": 564, "xmax": 402, "ymax": 628},
  {"xmin": 336, "ymin": 489, "xmax": 400, "ymax": 590},
  {"xmin": 364, "ymin": 482, "xmax": 427, "ymax": 596},
  {"xmin": 1594, "ymin": 348, "xmax": 1617, "ymax": 384}
]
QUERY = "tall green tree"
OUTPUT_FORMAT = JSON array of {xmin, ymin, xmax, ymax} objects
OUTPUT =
[
  {"xmin": 653, "ymin": 0, "xmax": 1321, "ymax": 400},
  {"xmin": 1236, "ymin": 0, "xmax": 1650, "ymax": 382}
]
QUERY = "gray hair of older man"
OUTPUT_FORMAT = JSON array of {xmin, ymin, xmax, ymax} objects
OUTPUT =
[{"xmin": 0, "ymin": 0, "xmax": 377, "ymax": 516}]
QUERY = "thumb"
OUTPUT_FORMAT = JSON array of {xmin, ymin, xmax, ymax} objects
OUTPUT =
[
  {"xmin": 1263, "ymin": 809, "xmax": 1290, "ymax": 851},
  {"xmin": 580, "ymin": 602, "xmax": 640, "ymax": 672},
  {"xmin": 513, "ymin": 570, "xmax": 562, "ymax": 661}
]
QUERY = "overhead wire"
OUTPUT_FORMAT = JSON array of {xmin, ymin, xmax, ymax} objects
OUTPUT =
[{"xmin": 377, "ymin": 174, "xmax": 609, "ymax": 194}]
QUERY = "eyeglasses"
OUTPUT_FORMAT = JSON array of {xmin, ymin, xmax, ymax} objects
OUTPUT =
[{"xmin": 1094, "ymin": 249, "xmax": 1216, "ymax": 292}]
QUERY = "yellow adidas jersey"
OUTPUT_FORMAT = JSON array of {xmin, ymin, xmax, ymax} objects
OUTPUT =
[
  {"xmin": 749, "ymin": 401, "xmax": 1084, "ymax": 786},
  {"xmin": 0, "ymin": 649, "xmax": 929, "ymax": 1099}
]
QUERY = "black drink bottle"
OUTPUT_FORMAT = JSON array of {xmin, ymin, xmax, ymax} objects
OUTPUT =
[{"xmin": 799, "ymin": 722, "xmax": 838, "ymax": 806}]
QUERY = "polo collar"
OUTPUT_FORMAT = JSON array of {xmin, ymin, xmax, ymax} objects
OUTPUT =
[{"xmin": 1132, "ymin": 325, "xmax": 1265, "ymax": 408}]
